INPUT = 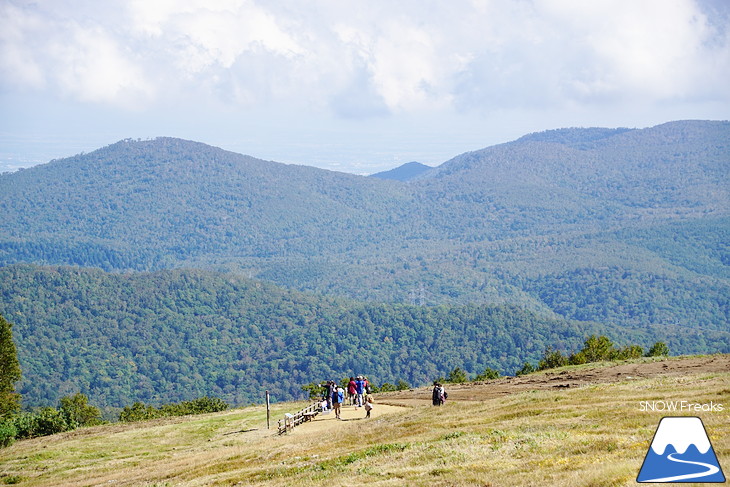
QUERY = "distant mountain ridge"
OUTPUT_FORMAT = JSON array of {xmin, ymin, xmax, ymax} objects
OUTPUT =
[
  {"xmin": 370, "ymin": 161, "xmax": 433, "ymax": 181},
  {"xmin": 0, "ymin": 121, "xmax": 728, "ymax": 332}
]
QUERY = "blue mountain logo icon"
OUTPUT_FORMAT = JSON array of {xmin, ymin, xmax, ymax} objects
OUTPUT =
[{"xmin": 637, "ymin": 416, "xmax": 725, "ymax": 483}]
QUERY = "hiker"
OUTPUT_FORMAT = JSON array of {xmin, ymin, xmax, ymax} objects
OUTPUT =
[
  {"xmin": 355, "ymin": 376, "xmax": 365, "ymax": 407},
  {"xmin": 432, "ymin": 382, "xmax": 446, "ymax": 406},
  {"xmin": 347, "ymin": 377, "xmax": 357, "ymax": 405},
  {"xmin": 364, "ymin": 395, "xmax": 374, "ymax": 418},
  {"xmin": 332, "ymin": 385, "xmax": 345, "ymax": 419},
  {"xmin": 322, "ymin": 380, "xmax": 335, "ymax": 410}
]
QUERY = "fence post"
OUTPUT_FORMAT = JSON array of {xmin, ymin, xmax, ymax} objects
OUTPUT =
[{"xmin": 266, "ymin": 390, "xmax": 271, "ymax": 430}]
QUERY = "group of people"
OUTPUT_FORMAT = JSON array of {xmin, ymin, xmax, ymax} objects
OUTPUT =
[
  {"xmin": 320, "ymin": 376, "xmax": 374, "ymax": 419},
  {"xmin": 318, "ymin": 376, "xmax": 448, "ymax": 420},
  {"xmin": 431, "ymin": 382, "xmax": 447, "ymax": 406}
]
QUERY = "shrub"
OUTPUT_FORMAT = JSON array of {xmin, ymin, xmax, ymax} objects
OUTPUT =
[
  {"xmin": 538, "ymin": 347, "xmax": 569, "ymax": 370},
  {"xmin": 119, "ymin": 402, "xmax": 159, "ymax": 423},
  {"xmin": 568, "ymin": 351, "xmax": 588, "ymax": 365},
  {"xmin": 516, "ymin": 362, "xmax": 536, "ymax": 376},
  {"xmin": 396, "ymin": 379, "xmax": 411, "ymax": 390},
  {"xmin": 177, "ymin": 396, "xmax": 229, "ymax": 415},
  {"xmin": 301, "ymin": 382, "xmax": 324, "ymax": 400},
  {"xmin": 119, "ymin": 397, "xmax": 229, "ymax": 423},
  {"xmin": 474, "ymin": 367, "xmax": 501, "ymax": 381},
  {"xmin": 32, "ymin": 408, "xmax": 70, "ymax": 437},
  {"xmin": 0, "ymin": 419, "xmax": 17, "ymax": 448},
  {"xmin": 376, "ymin": 382, "xmax": 397, "ymax": 393},
  {"xmin": 13, "ymin": 408, "xmax": 70, "ymax": 439},
  {"xmin": 616, "ymin": 345, "xmax": 644, "ymax": 360},
  {"xmin": 646, "ymin": 341, "xmax": 669, "ymax": 357}
]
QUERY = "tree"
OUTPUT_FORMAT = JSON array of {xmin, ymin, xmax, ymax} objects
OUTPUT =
[
  {"xmin": 59, "ymin": 393, "xmax": 102, "ymax": 428},
  {"xmin": 580, "ymin": 335, "xmax": 616, "ymax": 362},
  {"xmin": 0, "ymin": 313, "xmax": 21, "ymax": 417},
  {"xmin": 446, "ymin": 367, "xmax": 468, "ymax": 384}
]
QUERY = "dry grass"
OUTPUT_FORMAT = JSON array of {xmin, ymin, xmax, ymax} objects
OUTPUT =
[{"xmin": 1, "ymin": 361, "xmax": 728, "ymax": 486}]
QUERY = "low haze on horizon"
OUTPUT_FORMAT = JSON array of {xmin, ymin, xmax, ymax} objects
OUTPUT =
[{"xmin": 1, "ymin": 0, "xmax": 729, "ymax": 174}]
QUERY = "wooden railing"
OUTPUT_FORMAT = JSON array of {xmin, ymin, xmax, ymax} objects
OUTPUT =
[{"xmin": 277, "ymin": 401, "xmax": 322, "ymax": 435}]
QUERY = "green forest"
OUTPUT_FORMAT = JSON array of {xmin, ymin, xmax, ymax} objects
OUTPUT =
[
  {"xmin": 0, "ymin": 121, "xmax": 727, "ymax": 416},
  {"xmin": 1, "ymin": 265, "xmax": 728, "ymax": 411}
]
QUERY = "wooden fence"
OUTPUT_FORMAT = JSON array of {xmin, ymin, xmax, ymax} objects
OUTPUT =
[{"xmin": 277, "ymin": 401, "xmax": 323, "ymax": 435}]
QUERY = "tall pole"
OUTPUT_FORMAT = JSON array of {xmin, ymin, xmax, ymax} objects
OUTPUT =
[{"xmin": 266, "ymin": 390, "xmax": 271, "ymax": 430}]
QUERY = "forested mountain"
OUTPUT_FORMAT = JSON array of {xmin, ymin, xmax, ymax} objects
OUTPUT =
[
  {"xmin": 2, "ymin": 265, "xmax": 727, "ymax": 409},
  {"xmin": 370, "ymin": 161, "xmax": 433, "ymax": 181},
  {"xmin": 0, "ymin": 121, "xmax": 728, "ymax": 332}
]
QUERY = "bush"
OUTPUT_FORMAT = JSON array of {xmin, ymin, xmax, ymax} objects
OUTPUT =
[
  {"xmin": 119, "ymin": 397, "xmax": 229, "ymax": 423},
  {"xmin": 474, "ymin": 367, "xmax": 501, "ymax": 381},
  {"xmin": 395, "ymin": 379, "xmax": 410, "ymax": 391},
  {"xmin": 301, "ymin": 382, "xmax": 324, "ymax": 400},
  {"xmin": 568, "ymin": 351, "xmax": 588, "ymax": 365},
  {"xmin": 538, "ymin": 347, "xmax": 569, "ymax": 370},
  {"xmin": 516, "ymin": 362, "xmax": 536, "ymax": 376},
  {"xmin": 176, "ymin": 397, "xmax": 229, "ymax": 415},
  {"xmin": 119, "ymin": 402, "xmax": 159, "ymax": 423},
  {"xmin": 646, "ymin": 341, "xmax": 670, "ymax": 357},
  {"xmin": 616, "ymin": 345, "xmax": 644, "ymax": 360},
  {"xmin": 13, "ymin": 408, "xmax": 70, "ymax": 439},
  {"xmin": 0, "ymin": 419, "xmax": 17, "ymax": 448},
  {"xmin": 376, "ymin": 382, "xmax": 397, "ymax": 393},
  {"xmin": 32, "ymin": 408, "xmax": 70, "ymax": 437}
]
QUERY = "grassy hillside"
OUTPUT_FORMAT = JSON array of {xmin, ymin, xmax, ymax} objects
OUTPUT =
[
  {"xmin": 1, "ymin": 356, "xmax": 727, "ymax": 486},
  {"xmin": 0, "ymin": 122, "xmax": 727, "ymax": 331}
]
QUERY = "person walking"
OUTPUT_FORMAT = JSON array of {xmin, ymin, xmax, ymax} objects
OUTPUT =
[
  {"xmin": 322, "ymin": 380, "xmax": 335, "ymax": 410},
  {"xmin": 364, "ymin": 396, "xmax": 374, "ymax": 418},
  {"xmin": 432, "ymin": 382, "xmax": 446, "ymax": 406},
  {"xmin": 347, "ymin": 377, "xmax": 357, "ymax": 406},
  {"xmin": 332, "ymin": 385, "xmax": 345, "ymax": 419},
  {"xmin": 355, "ymin": 376, "xmax": 365, "ymax": 407}
]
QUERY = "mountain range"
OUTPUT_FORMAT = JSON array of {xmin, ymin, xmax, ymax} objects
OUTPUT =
[
  {"xmin": 1, "ymin": 120, "xmax": 727, "ymax": 328},
  {"xmin": 0, "ymin": 120, "xmax": 728, "ymax": 407}
]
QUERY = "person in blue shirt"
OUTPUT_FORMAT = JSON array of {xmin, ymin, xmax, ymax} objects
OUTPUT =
[
  {"xmin": 332, "ymin": 385, "xmax": 345, "ymax": 419},
  {"xmin": 355, "ymin": 376, "xmax": 365, "ymax": 407}
]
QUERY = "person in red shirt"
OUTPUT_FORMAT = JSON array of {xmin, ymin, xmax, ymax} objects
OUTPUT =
[{"xmin": 347, "ymin": 376, "xmax": 357, "ymax": 406}]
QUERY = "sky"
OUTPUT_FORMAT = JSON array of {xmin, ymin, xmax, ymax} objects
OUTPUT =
[{"xmin": 1, "ymin": 0, "xmax": 729, "ymax": 175}]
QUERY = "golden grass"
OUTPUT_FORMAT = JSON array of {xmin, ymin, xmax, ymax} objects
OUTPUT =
[{"xmin": 1, "ymin": 365, "xmax": 728, "ymax": 487}]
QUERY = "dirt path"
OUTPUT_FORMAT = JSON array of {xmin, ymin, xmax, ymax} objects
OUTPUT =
[
  {"xmin": 375, "ymin": 354, "xmax": 730, "ymax": 407},
  {"xmin": 284, "ymin": 402, "xmax": 406, "ymax": 435}
]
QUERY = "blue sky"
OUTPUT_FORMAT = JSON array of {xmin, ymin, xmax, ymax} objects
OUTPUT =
[{"xmin": 1, "ymin": 0, "xmax": 729, "ymax": 174}]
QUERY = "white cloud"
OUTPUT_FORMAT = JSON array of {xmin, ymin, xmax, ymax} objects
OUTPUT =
[
  {"xmin": 0, "ymin": 0, "xmax": 728, "ymax": 136},
  {"xmin": 0, "ymin": 1, "xmax": 153, "ymax": 106}
]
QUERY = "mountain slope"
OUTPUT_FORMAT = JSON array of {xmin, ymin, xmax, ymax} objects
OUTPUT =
[
  {"xmin": 0, "ymin": 138, "xmax": 416, "ymax": 266},
  {"xmin": 0, "ymin": 356, "xmax": 727, "ymax": 487},
  {"xmin": 0, "ymin": 121, "xmax": 728, "ymax": 331},
  {"xmin": 2, "ymin": 264, "xmax": 728, "ymax": 409}
]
